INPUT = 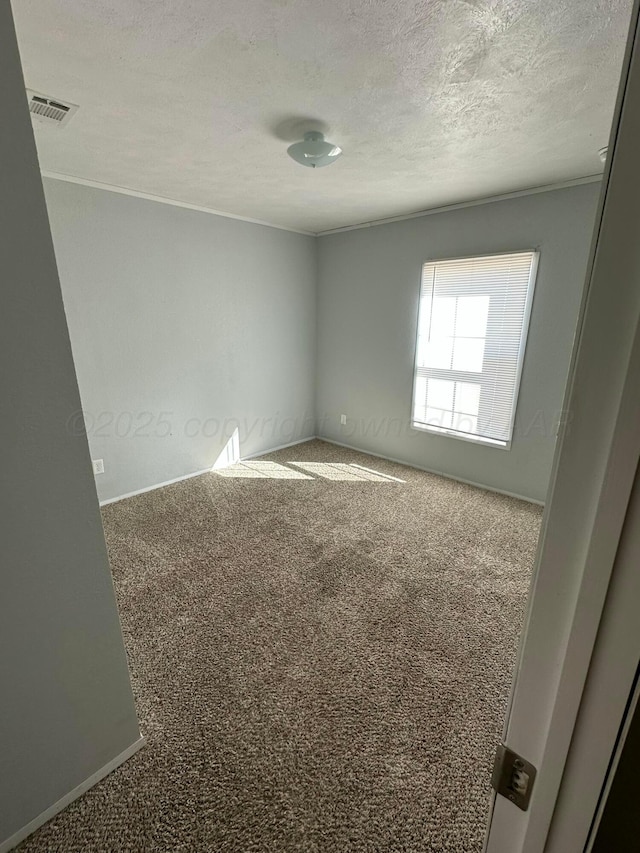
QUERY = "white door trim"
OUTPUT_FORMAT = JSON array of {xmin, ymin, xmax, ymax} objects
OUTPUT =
[
  {"xmin": 485, "ymin": 2, "xmax": 640, "ymax": 850},
  {"xmin": 548, "ymin": 465, "xmax": 640, "ymax": 852},
  {"xmin": 584, "ymin": 669, "xmax": 640, "ymax": 850}
]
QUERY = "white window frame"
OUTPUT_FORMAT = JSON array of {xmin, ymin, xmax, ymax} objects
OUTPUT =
[{"xmin": 410, "ymin": 250, "xmax": 539, "ymax": 450}]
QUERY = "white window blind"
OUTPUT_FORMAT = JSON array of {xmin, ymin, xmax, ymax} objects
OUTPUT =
[{"xmin": 412, "ymin": 251, "xmax": 538, "ymax": 447}]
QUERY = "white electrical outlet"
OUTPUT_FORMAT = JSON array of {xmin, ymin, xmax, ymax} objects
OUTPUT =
[
  {"xmin": 92, "ymin": 459, "xmax": 104, "ymax": 475},
  {"xmin": 340, "ymin": 414, "xmax": 347, "ymax": 425}
]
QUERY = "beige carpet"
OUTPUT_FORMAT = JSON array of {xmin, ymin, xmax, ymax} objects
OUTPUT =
[{"xmin": 18, "ymin": 439, "xmax": 542, "ymax": 852}]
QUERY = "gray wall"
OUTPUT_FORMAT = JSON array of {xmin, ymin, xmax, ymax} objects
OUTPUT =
[
  {"xmin": 43, "ymin": 179, "xmax": 317, "ymax": 503},
  {"xmin": 316, "ymin": 183, "xmax": 601, "ymax": 502},
  {"xmin": 45, "ymin": 180, "xmax": 599, "ymax": 505},
  {"xmin": 0, "ymin": 5, "xmax": 140, "ymax": 848}
]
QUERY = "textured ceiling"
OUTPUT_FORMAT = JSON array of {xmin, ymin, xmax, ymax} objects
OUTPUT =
[{"xmin": 13, "ymin": 0, "xmax": 633, "ymax": 233}]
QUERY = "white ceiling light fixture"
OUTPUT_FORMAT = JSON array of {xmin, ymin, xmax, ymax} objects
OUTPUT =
[
  {"xmin": 599, "ymin": 146, "xmax": 608, "ymax": 163},
  {"xmin": 287, "ymin": 131, "xmax": 342, "ymax": 168}
]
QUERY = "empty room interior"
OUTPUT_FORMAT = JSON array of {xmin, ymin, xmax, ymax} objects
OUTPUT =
[{"xmin": 3, "ymin": 1, "xmax": 639, "ymax": 852}]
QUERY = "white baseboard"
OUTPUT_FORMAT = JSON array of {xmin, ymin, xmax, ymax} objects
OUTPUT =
[
  {"xmin": 100, "ymin": 434, "xmax": 543, "ymax": 506},
  {"xmin": 0, "ymin": 736, "xmax": 146, "ymax": 853},
  {"xmin": 99, "ymin": 435, "xmax": 317, "ymax": 506},
  {"xmin": 99, "ymin": 466, "xmax": 212, "ymax": 506},
  {"xmin": 318, "ymin": 436, "xmax": 545, "ymax": 505}
]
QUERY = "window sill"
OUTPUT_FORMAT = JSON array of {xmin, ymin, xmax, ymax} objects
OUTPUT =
[{"xmin": 411, "ymin": 421, "xmax": 511, "ymax": 450}]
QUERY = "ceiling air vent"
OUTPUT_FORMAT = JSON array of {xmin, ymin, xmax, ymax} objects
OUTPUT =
[{"xmin": 26, "ymin": 89, "xmax": 78, "ymax": 128}]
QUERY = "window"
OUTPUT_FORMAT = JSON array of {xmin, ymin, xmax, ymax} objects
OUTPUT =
[{"xmin": 412, "ymin": 251, "xmax": 538, "ymax": 448}]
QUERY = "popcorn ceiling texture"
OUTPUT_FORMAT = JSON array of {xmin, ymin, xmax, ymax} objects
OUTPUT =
[
  {"xmin": 16, "ymin": 440, "xmax": 541, "ymax": 852},
  {"xmin": 13, "ymin": 0, "xmax": 632, "ymax": 232}
]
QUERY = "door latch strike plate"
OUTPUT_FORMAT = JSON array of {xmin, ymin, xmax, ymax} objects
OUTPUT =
[{"xmin": 491, "ymin": 743, "xmax": 537, "ymax": 811}]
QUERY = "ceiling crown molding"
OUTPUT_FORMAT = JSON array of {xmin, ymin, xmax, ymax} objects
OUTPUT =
[{"xmin": 39, "ymin": 170, "xmax": 315, "ymax": 237}]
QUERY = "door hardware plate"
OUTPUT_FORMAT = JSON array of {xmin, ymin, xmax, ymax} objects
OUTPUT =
[{"xmin": 491, "ymin": 743, "xmax": 537, "ymax": 811}]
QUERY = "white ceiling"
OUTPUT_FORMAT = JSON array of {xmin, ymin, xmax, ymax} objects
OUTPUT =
[{"xmin": 13, "ymin": 0, "xmax": 633, "ymax": 234}]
